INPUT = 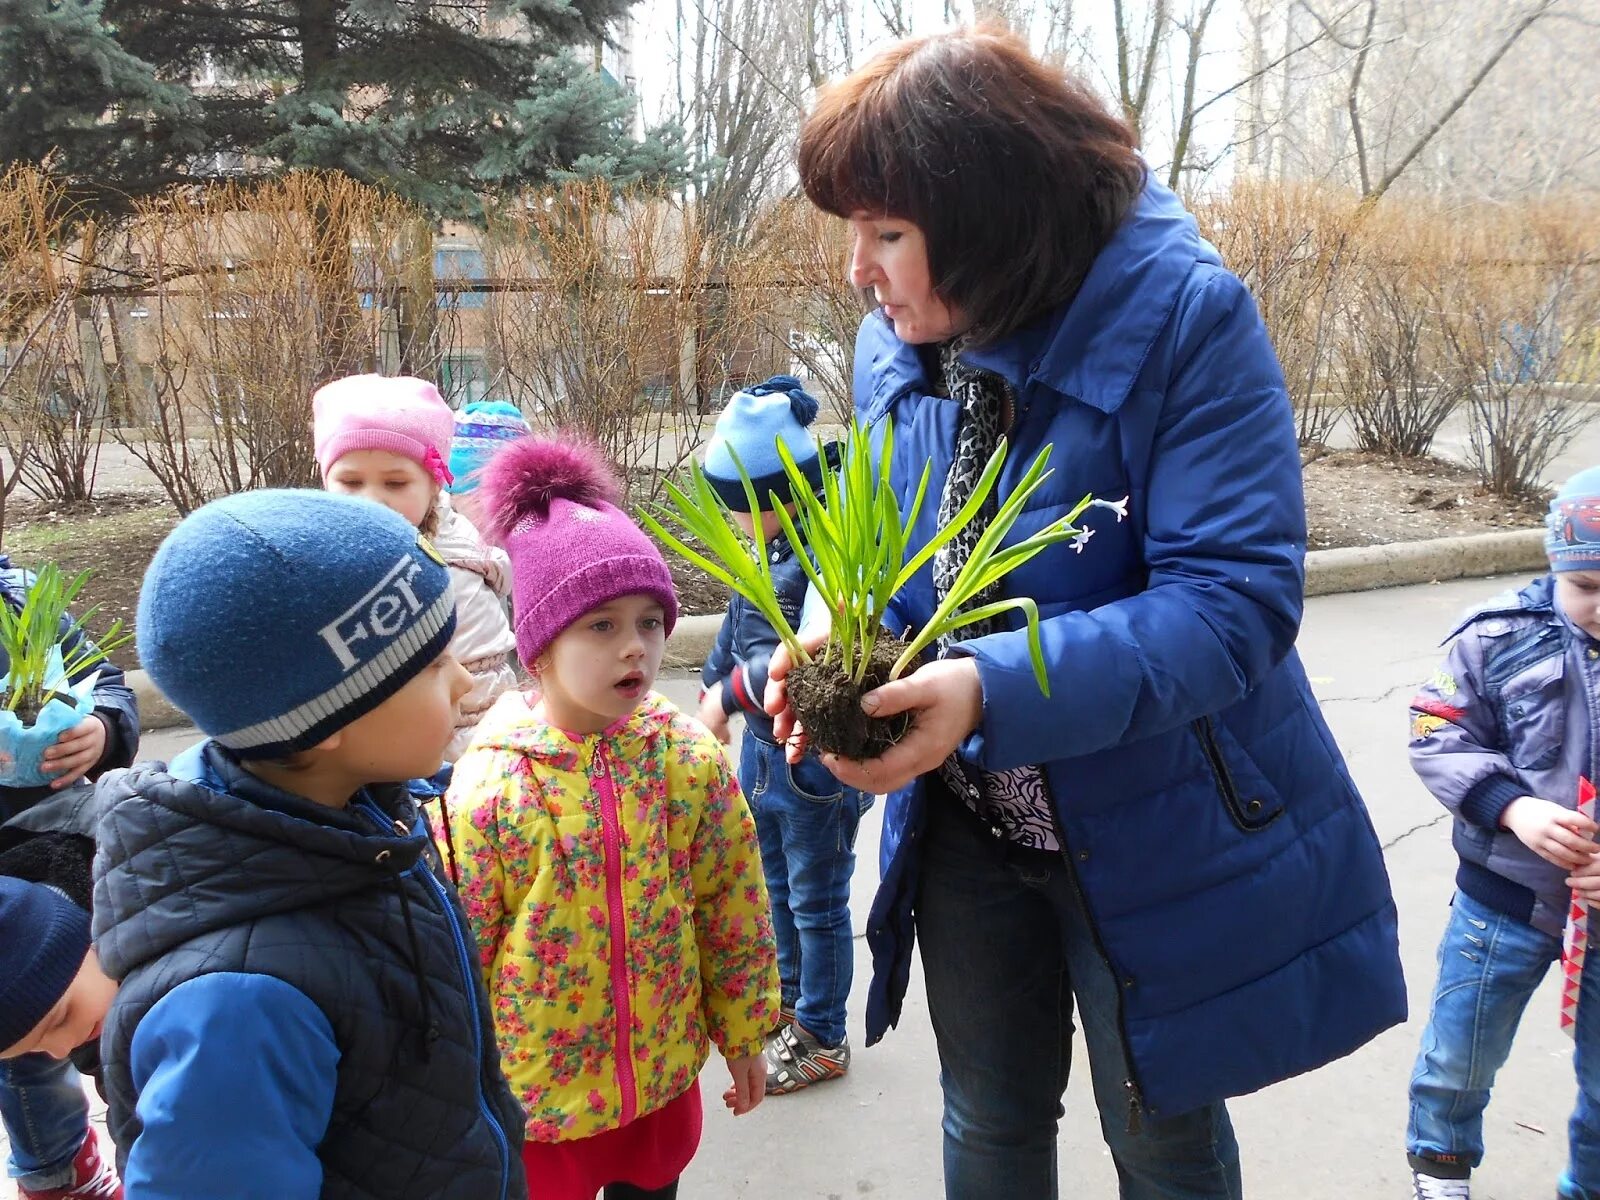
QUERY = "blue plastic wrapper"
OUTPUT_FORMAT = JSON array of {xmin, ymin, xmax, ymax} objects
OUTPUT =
[{"xmin": 0, "ymin": 647, "xmax": 98, "ymax": 789}]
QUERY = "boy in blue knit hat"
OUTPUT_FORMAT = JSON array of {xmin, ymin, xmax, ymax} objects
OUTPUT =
[
  {"xmin": 1404, "ymin": 465, "xmax": 1600, "ymax": 1200},
  {"xmin": 89, "ymin": 490, "xmax": 527, "ymax": 1200},
  {"xmin": 696, "ymin": 375, "xmax": 870, "ymax": 1095}
]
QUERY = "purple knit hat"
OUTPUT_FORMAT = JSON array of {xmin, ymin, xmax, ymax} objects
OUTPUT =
[
  {"xmin": 482, "ymin": 436, "xmax": 678, "ymax": 666},
  {"xmin": 312, "ymin": 375, "xmax": 457, "ymax": 484}
]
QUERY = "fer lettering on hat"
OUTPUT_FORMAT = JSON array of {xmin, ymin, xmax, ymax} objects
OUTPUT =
[{"xmin": 319, "ymin": 555, "xmax": 428, "ymax": 670}]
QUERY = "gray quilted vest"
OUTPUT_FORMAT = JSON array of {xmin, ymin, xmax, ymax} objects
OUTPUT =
[{"xmin": 91, "ymin": 746, "xmax": 526, "ymax": 1199}]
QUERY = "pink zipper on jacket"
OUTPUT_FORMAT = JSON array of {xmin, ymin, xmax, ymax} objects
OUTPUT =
[{"xmin": 592, "ymin": 742, "xmax": 637, "ymax": 1127}]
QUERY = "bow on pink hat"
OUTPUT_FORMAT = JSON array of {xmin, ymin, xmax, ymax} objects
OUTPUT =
[{"xmin": 313, "ymin": 375, "xmax": 457, "ymax": 483}]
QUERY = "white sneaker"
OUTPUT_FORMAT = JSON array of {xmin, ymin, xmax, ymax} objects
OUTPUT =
[{"xmin": 1412, "ymin": 1171, "xmax": 1470, "ymax": 1200}]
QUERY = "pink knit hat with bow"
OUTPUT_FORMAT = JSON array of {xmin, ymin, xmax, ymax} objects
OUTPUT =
[
  {"xmin": 481, "ymin": 436, "xmax": 678, "ymax": 666},
  {"xmin": 312, "ymin": 374, "xmax": 457, "ymax": 484}
]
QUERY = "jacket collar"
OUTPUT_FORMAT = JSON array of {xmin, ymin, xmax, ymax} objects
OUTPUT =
[
  {"xmin": 1446, "ymin": 575, "xmax": 1557, "ymax": 640},
  {"xmin": 861, "ymin": 173, "xmax": 1208, "ymax": 420},
  {"xmin": 94, "ymin": 745, "xmax": 429, "ymax": 976},
  {"xmin": 472, "ymin": 689, "xmax": 678, "ymax": 768}
]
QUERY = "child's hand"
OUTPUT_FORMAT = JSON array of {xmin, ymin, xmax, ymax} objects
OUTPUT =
[
  {"xmin": 43, "ymin": 716, "xmax": 106, "ymax": 790},
  {"xmin": 1569, "ymin": 854, "xmax": 1600, "ymax": 902},
  {"xmin": 697, "ymin": 685, "xmax": 731, "ymax": 745},
  {"xmin": 1502, "ymin": 795, "xmax": 1599, "ymax": 871},
  {"xmin": 720, "ymin": 1053, "xmax": 765, "ymax": 1115}
]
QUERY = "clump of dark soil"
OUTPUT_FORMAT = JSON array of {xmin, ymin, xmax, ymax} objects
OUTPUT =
[{"xmin": 787, "ymin": 636, "xmax": 914, "ymax": 760}]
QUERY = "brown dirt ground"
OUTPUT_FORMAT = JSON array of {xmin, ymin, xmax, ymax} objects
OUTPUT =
[
  {"xmin": 0, "ymin": 453, "xmax": 1549, "ymax": 669},
  {"xmin": 1301, "ymin": 449, "xmax": 1548, "ymax": 551}
]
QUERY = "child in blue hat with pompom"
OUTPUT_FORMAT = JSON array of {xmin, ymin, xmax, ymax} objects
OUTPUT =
[{"xmin": 696, "ymin": 375, "xmax": 870, "ymax": 1095}]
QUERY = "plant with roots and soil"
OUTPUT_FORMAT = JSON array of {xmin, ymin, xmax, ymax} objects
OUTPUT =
[{"xmin": 642, "ymin": 419, "xmax": 1116, "ymax": 760}]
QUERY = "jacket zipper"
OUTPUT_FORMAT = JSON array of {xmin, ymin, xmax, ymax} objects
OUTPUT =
[
  {"xmin": 593, "ymin": 744, "xmax": 638, "ymax": 1126},
  {"xmin": 1034, "ymin": 783, "xmax": 1149, "ymax": 1134},
  {"xmin": 357, "ymin": 799, "xmax": 512, "ymax": 1200}
]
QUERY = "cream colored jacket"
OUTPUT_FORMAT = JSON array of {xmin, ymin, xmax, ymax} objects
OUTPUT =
[{"xmin": 433, "ymin": 497, "xmax": 518, "ymax": 760}]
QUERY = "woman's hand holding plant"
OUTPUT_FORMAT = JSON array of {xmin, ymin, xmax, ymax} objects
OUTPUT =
[
  {"xmin": 767, "ymin": 638, "xmax": 982, "ymax": 794},
  {"xmin": 763, "ymin": 624, "xmax": 829, "ymax": 755}
]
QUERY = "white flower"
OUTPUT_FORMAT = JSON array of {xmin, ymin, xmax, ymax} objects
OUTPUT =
[
  {"xmin": 1071, "ymin": 527, "xmax": 1095, "ymax": 554},
  {"xmin": 1091, "ymin": 496, "xmax": 1129, "ymax": 523}
]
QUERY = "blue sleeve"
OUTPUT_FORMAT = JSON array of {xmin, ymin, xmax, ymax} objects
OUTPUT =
[
  {"xmin": 957, "ymin": 274, "xmax": 1305, "ymax": 769},
  {"xmin": 125, "ymin": 973, "xmax": 338, "ymax": 1200},
  {"xmin": 57, "ymin": 614, "xmax": 138, "ymax": 772},
  {"xmin": 701, "ymin": 609, "xmax": 736, "ymax": 692}
]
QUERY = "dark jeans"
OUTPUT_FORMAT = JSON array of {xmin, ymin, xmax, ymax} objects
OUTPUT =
[
  {"xmin": 0, "ymin": 1052, "xmax": 90, "ymax": 1189},
  {"xmin": 738, "ymin": 733, "xmax": 868, "ymax": 1047},
  {"xmin": 916, "ymin": 797, "xmax": 1241, "ymax": 1200}
]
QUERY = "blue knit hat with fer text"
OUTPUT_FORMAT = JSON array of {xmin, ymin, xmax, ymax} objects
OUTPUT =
[{"xmin": 137, "ymin": 489, "xmax": 457, "ymax": 759}]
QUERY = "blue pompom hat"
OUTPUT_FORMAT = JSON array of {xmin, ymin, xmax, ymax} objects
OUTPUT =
[
  {"xmin": 0, "ymin": 877, "xmax": 90, "ymax": 1054},
  {"xmin": 701, "ymin": 375, "xmax": 825, "ymax": 512},
  {"xmin": 137, "ymin": 490, "xmax": 457, "ymax": 759},
  {"xmin": 447, "ymin": 401, "xmax": 531, "ymax": 496},
  {"xmin": 1546, "ymin": 465, "xmax": 1600, "ymax": 573}
]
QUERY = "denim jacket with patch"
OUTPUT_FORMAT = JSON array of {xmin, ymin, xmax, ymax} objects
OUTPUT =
[{"xmin": 1409, "ymin": 574, "xmax": 1597, "ymax": 936}]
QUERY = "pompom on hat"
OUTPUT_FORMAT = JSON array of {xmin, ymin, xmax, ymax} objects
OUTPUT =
[
  {"xmin": 447, "ymin": 401, "xmax": 531, "ymax": 496},
  {"xmin": 313, "ymin": 374, "xmax": 457, "ymax": 486},
  {"xmin": 482, "ymin": 436, "xmax": 678, "ymax": 666},
  {"xmin": 1547, "ymin": 465, "xmax": 1600, "ymax": 573},
  {"xmin": 0, "ymin": 877, "xmax": 90, "ymax": 1055},
  {"xmin": 701, "ymin": 375, "xmax": 825, "ymax": 512}
]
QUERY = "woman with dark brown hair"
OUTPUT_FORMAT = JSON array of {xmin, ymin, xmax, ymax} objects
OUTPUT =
[{"xmin": 765, "ymin": 25, "xmax": 1407, "ymax": 1200}]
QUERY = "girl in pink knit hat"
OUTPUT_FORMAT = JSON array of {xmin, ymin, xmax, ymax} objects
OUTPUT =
[
  {"xmin": 440, "ymin": 435, "xmax": 780, "ymax": 1200},
  {"xmin": 312, "ymin": 374, "xmax": 518, "ymax": 760}
]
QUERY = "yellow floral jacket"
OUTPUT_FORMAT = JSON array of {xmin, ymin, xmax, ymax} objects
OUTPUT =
[{"xmin": 440, "ymin": 689, "xmax": 780, "ymax": 1143}]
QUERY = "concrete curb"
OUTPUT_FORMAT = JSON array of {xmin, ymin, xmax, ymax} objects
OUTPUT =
[
  {"xmin": 1302, "ymin": 526, "xmax": 1547, "ymax": 597},
  {"xmin": 128, "ymin": 526, "xmax": 1550, "ymax": 733}
]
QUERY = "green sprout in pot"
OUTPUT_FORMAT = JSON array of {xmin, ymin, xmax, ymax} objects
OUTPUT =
[
  {"xmin": 0, "ymin": 563, "xmax": 131, "ymax": 724},
  {"xmin": 641, "ymin": 418, "xmax": 1101, "ymax": 761}
]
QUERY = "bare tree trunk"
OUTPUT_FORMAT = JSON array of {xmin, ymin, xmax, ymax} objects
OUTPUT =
[
  {"xmin": 1167, "ymin": 0, "xmax": 1220, "ymax": 191},
  {"xmin": 1346, "ymin": 0, "xmax": 1378, "ymax": 196},
  {"xmin": 1113, "ymin": 0, "xmax": 1171, "ymax": 137},
  {"xmin": 1365, "ymin": 0, "xmax": 1557, "ymax": 201}
]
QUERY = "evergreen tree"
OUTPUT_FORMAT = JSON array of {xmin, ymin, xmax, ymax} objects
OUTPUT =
[{"xmin": 0, "ymin": 0, "xmax": 684, "ymax": 217}]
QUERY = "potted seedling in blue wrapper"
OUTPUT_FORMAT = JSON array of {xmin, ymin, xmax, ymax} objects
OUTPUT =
[
  {"xmin": 0, "ymin": 564, "xmax": 131, "ymax": 787},
  {"xmin": 641, "ymin": 418, "xmax": 1100, "ymax": 759}
]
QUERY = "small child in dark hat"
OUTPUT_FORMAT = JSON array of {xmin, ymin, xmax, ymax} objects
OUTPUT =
[
  {"xmin": 0, "ymin": 877, "xmax": 116, "ymax": 1064},
  {"xmin": 90, "ymin": 489, "xmax": 526, "ymax": 1200},
  {"xmin": 695, "ymin": 375, "xmax": 871, "ymax": 1094},
  {"xmin": 1404, "ymin": 464, "xmax": 1600, "ymax": 1199},
  {"xmin": 0, "ymin": 874, "xmax": 119, "ymax": 1200}
]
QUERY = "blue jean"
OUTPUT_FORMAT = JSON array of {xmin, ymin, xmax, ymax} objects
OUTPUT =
[
  {"xmin": 916, "ymin": 797, "xmax": 1241, "ymax": 1200},
  {"xmin": 1408, "ymin": 890, "xmax": 1600, "ymax": 1197},
  {"xmin": 738, "ymin": 733, "xmax": 868, "ymax": 1048},
  {"xmin": 0, "ymin": 1052, "xmax": 90, "ymax": 1189}
]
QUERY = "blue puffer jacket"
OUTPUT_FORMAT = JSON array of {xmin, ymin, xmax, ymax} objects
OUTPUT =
[{"xmin": 860, "ymin": 175, "xmax": 1406, "ymax": 1120}]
